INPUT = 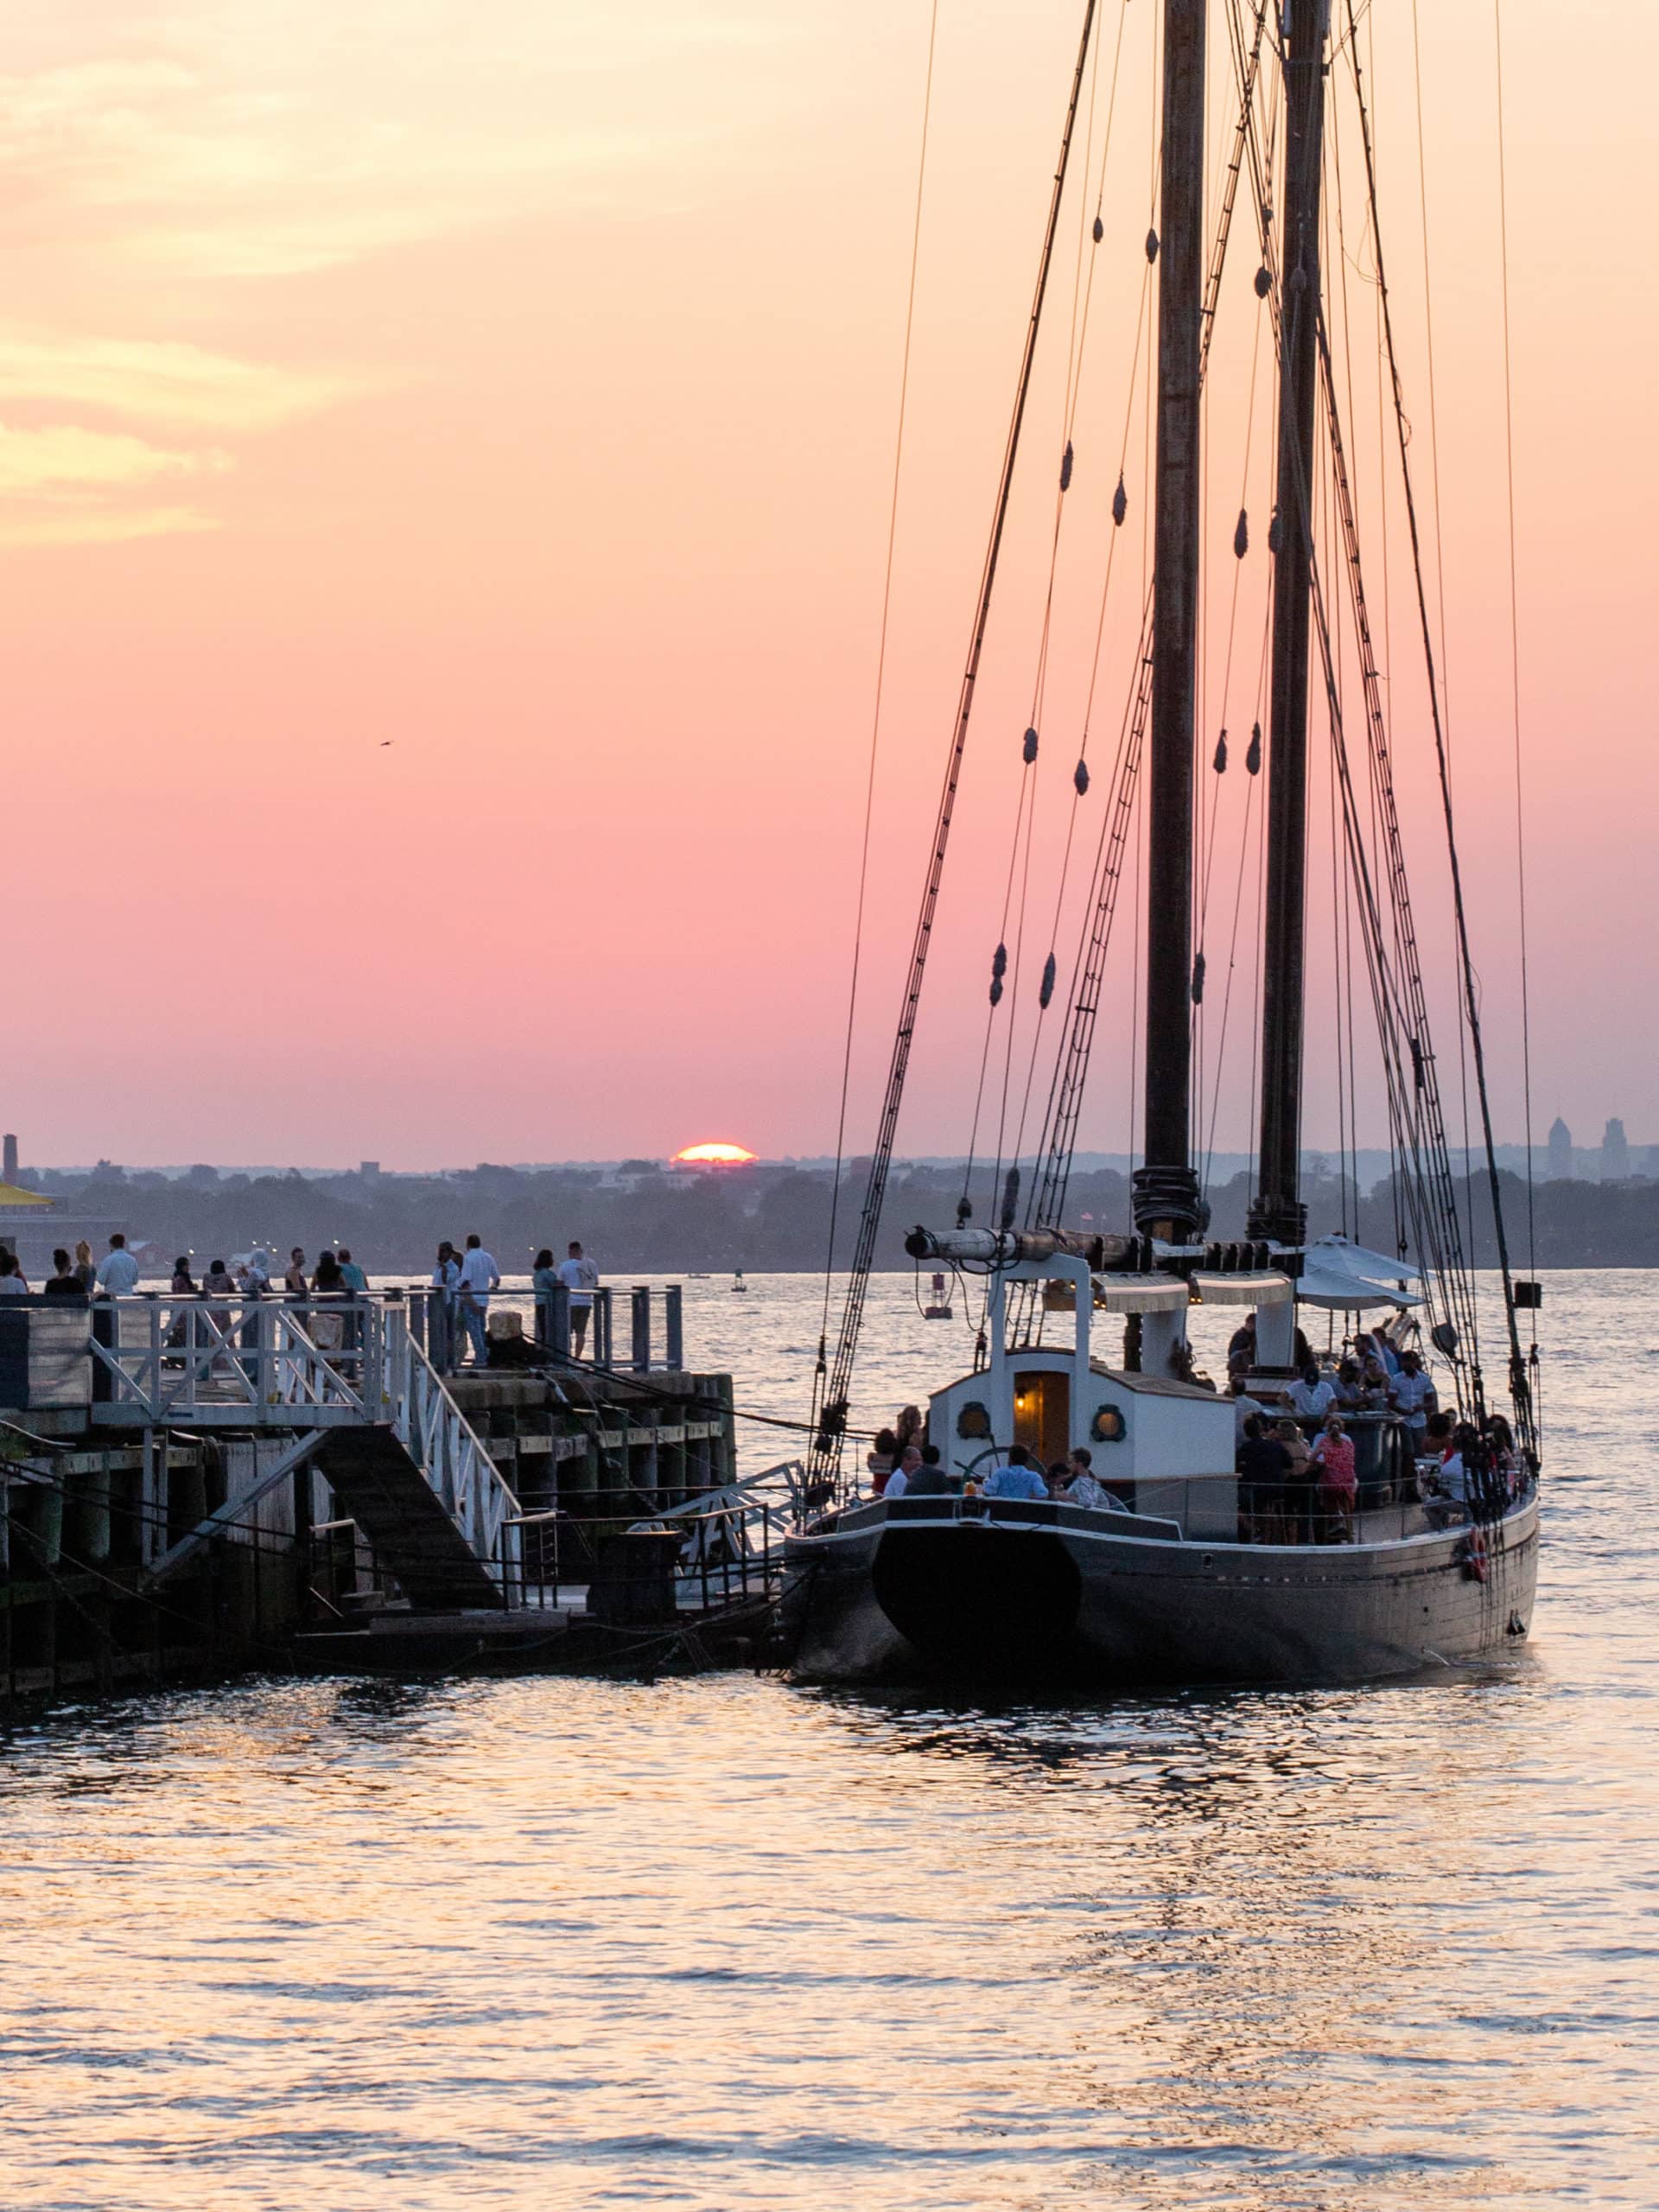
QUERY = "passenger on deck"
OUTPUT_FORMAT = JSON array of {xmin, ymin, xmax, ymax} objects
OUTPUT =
[
  {"xmin": 1061, "ymin": 1446, "xmax": 1120, "ymax": 1511},
  {"xmin": 1332, "ymin": 1357, "xmax": 1365, "ymax": 1408},
  {"xmin": 1313, "ymin": 1415, "xmax": 1357, "ymax": 1540},
  {"xmin": 906, "ymin": 1444, "xmax": 957, "ymax": 1497},
  {"xmin": 1389, "ymin": 1348, "xmax": 1438, "ymax": 1447},
  {"xmin": 1355, "ymin": 1354, "xmax": 1394, "ymax": 1408},
  {"xmin": 44, "ymin": 1249, "xmax": 82, "ymax": 1298},
  {"xmin": 1236, "ymin": 1415, "xmax": 1291, "ymax": 1541},
  {"xmin": 866, "ymin": 1427, "xmax": 898, "ymax": 1494},
  {"xmin": 882, "ymin": 1446, "xmax": 923, "ymax": 1500},
  {"xmin": 1421, "ymin": 1412, "xmax": 1465, "ymax": 1526},
  {"xmin": 985, "ymin": 1446, "xmax": 1050, "ymax": 1502},
  {"xmin": 0, "ymin": 1252, "xmax": 28, "ymax": 1295},
  {"xmin": 1287, "ymin": 1362, "xmax": 1338, "ymax": 1421},
  {"xmin": 1483, "ymin": 1414, "xmax": 1521, "ymax": 1495},
  {"xmin": 894, "ymin": 1404, "xmax": 925, "ymax": 1456},
  {"xmin": 1227, "ymin": 1315, "xmax": 1258, "ymax": 1376},
  {"xmin": 1230, "ymin": 1376, "xmax": 1274, "ymax": 1440},
  {"xmin": 1357, "ymin": 1323, "xmax": 1401, "ymax": 1378},
  {"xmin": 1046, "ymin": 1459, "xmax": 1071, "ymax": 1498},
  {"xmin": 1276, "ymin": 1419, "xmax": 1318, "ymax": 1541}
]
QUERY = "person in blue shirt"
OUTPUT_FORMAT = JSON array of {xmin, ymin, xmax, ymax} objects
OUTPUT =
[{"xmin": 985, "ymin": 1446, "xmax": 1050, "ymax": 1501}]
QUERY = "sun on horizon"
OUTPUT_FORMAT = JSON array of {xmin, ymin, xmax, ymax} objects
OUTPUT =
[{"xmin": 671, "ymin": 1141, "xmax": 758, "ymax": 1167}]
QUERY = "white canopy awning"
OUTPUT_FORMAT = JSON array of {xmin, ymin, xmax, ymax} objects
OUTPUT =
[
  {"xmin": 1302, "ymin": 1235, "xmax": 1421, "ymax": 1287},
  {"xmin": 1189, "ymin": 1270, "xmax": 1294, "ymax": 1307},
  {"xmin": 1296, "ymin": 1263, "xmax": 1423, "ymax": 1312},
  {"xmin": 1089, "ymin": 1273, "xmax": 1191, "ymax": 1314}
]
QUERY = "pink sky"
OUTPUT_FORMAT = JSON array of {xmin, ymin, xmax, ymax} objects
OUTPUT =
[{"xmin": 3, "ymin": 1, "xmax": 1652, "ymax": 1169}]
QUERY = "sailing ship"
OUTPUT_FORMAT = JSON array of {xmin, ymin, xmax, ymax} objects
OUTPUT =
[{"xmin": 785, "ymin": 0, "xmax": 1542, "ymax": 1686}]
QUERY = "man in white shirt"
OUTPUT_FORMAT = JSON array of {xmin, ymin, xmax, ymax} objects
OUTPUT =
[
  {"xmin": 556, "ymin": 1241, "xmax": 600, "ymax": 1356},
  {"xmin": 456, "ymin": 1234, "xmax": 500, "ymax": 1367},
  {"xmin": 95, "ymin": 1235, "xmax": 140, "ymax": 1297},
  {"xmin": 1287, "ymin": 1363, "xmax": 1338, "ymax": 1421},
  {"xmin": 1389, "ymin": 1349, "xmax": 1437, "ymax": 1446},
  {"xmin": 882, "ymin": 1446, "xmax": 922, "ymax": 1499}
]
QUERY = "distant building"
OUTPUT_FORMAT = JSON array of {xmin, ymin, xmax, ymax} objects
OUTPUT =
[
  {"xmin": 2, "ymin": 1134, "xmax": 16, "ymax": 1183},
  {"xmin": 1601, "ymin": 1117, "xmax": 1630, "ymax": 1182},
  {"xmin": 1547, "ymin": 1117, "xmax": 1573, "ymax": 1181}
]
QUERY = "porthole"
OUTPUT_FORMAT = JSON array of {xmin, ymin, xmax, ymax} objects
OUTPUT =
[
  {"xmin": 1090, "ymin": 1404, "xmax": 1127, "ymax": 1444},
  {"xmin": 957, "ymin": 1399, "xmax": 992, "ymax": 1440}
]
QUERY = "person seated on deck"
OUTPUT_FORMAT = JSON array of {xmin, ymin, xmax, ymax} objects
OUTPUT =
[
  {"xmin": 882, "ymin": 1446, "xmax": 923, "ymax": 1500},
  {"xmin": 906, "ymin": 1444, "xmax": 957, "ymax": 1497},
  {"xmin": 866, "ymin": 1427, "xmax": 899, "ymax": 1495},
  {"xmin": 985, "ymin": 1446, "xmax": 1050, "ymax": 1502},
  {"xmin": 1332, "ymin": 1357, "xmax": 1365, "ymax": 1408},
  {"xmin": 1236, "ymin": 1415, "xmax": 1292, "ymax": 1541},
  {"xmin": 1482, "ymin": 1413, "xmax": 1521, "ymax": 1496},
  {"xmin": 1313, "ymin": 1414, "xmax": 1358, "ymax": 1541},
  {"xmin": 1046, "ymin": 1459, "xmax": 1071, "ymax": 1498},
  {"xmin": 1351, "ymin": 1354, "xmax": 1394, "ymax": 1409},
  {"xmin": 1060, "ymin": 1446, "xmax": 1123, "ymax": 1512},
  {"xmin": 1287, "ymin": 1362, "xmax": 1339, "ymax": 1421},
  {"xmin": 1419, "ymin": 1412, "xmax": 1464, "ymax": 1526}
]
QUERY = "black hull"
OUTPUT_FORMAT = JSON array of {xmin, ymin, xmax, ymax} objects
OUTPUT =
[{"xmin": 783, "ymin": 1497, "xmax": 1540, "ymax": 1688}]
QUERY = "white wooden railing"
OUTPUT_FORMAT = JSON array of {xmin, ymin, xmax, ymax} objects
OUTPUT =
[
  {"xmin": 87, "ymin": 1297, "xmax": 519, "ymax": 1590},
  {"xmin": 386, "ymin": 1319, "xmax": 521, "ymax": 1585}
]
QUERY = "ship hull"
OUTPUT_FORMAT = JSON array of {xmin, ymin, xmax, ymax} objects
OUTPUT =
[{"xmin": 783, "ymin": 1494, "xmax": 1540, "ymax": 1688}]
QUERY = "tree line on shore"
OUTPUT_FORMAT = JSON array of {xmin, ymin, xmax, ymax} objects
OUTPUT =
[{"xmin": 16, "ymin": 1158, "xmax": 1659, "ymax": 1274}]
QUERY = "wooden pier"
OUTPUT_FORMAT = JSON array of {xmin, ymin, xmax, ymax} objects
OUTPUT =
[{"xmin": 0, "ymin": 1289, "xmax": 791, "ymax": 1710}]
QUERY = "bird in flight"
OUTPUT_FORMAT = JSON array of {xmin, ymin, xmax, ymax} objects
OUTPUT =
[{"xmin": 379, "ymin": 740, "xmax": 393, "ymax": 747}]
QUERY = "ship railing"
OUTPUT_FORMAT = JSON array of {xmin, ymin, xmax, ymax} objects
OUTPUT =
[{"xmin": 486, "ymin": 1497, "xmax": 791, "ymax": 1614}]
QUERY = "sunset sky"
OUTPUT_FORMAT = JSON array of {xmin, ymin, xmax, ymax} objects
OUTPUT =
[{"xmin": 3, "ymin": 1, "xmax": 1652, "ymax": 1171}]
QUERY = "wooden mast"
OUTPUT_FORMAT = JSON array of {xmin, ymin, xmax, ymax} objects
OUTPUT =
[
  {"xmin": 1134, "ymin": 0, "xmax": 1207, "ymax": 1245},
  {"xmin": 1249, "ymin": 0, "xmax": 1330, "ymax": 1247}
]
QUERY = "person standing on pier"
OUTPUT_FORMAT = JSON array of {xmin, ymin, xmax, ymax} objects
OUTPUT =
[
  {"xmin": 556, "ymin": 1240, "xmax": 599, "ymax": 1357},
  {"xmin": 95, "ymin": 1234, "xmax": 139, "ymax": 1296},
  {"xmin": 429, "ymin": 1241, "xmax": 461, "ymax": 1372},
  {"xmin": 457, "ymin": 1233, "xmax": 500, "ymax": 1367}
]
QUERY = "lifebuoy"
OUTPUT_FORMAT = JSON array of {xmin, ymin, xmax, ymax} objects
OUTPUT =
[{"xmin": 1460, "ymin": 1528, "xmax": 1488, "ymax": 1583}]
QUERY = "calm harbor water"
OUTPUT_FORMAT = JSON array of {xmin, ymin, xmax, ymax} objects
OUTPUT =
[{"xmin": 3, "ymin": 1270, "xmax": 1655, "ymax": 2209}]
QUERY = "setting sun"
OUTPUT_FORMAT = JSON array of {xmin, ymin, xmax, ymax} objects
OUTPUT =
[{"xmin": 671, "ymin": 1141, "xmax": 758, "ymax": 1167}]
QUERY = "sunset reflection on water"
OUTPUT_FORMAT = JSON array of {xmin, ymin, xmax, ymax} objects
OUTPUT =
[{"xmin": 2, "ymin": 1272, "xmax": 1653, "ymax": 2209}]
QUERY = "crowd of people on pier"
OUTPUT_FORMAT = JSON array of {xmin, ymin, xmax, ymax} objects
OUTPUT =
[{"xmin": 0, "ymin": 1230, "xmax": 607, "ymax": 1379}]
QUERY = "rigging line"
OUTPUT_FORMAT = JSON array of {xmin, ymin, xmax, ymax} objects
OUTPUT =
[
  {"xmin": 995, "ymin": 771, "xmax": 1043, "ymax": 1210},
  {"xmin": 961, "ymin": 759, "xmax": 1039, "ymax": 1220},
  {"xmin": 815, "ymin": 0, "xmax": 942, "ymax": 1389},
  {"xmin": 1407, "ymin": 0, "xmax": 1482, "ymax": 1338},
  {"xmin": 1197, "ymin": 284, "xmax": 1265, "ymax": 943},
  {"xmin": 1344, "ymin": 4, "xmax": 1533, "ymax": 1428},
  {"xmin": 1491, "ymin": 0, "xmax": 1538, "ymax": 1285},
  {"xmin": 810, "ymin": 0, "xmax": 1102, "ymax": 1483},
  {"xmin": 1200, "ymin": 764, "xmax": 1262, "ymax": 1188},
  {"xmin": 1027, "ymin": 1, "xmax": 1271, "ymax": 1243}
]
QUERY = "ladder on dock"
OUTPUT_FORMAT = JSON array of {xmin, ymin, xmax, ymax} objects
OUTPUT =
[{"xmin": 91, "ymin": 1299, "xmax": 522, "ymax": 1606}]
